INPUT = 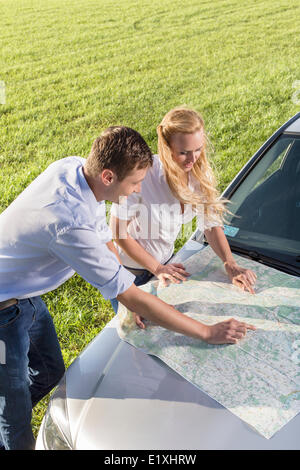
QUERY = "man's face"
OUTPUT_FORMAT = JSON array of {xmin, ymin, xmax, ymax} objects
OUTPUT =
[{"xmin": 108, "ymin": 165, "xmax": 149, "ymax": 203}]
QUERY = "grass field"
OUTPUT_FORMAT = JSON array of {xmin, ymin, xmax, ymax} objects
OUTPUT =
[{"xmin": 1, "ymin": 0, "xmax": 300, "ymax": 440}]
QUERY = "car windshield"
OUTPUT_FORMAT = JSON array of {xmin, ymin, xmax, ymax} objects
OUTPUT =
[{"xmin": 224, "ymin": 134, "xmax": 300, "ymax": 275}]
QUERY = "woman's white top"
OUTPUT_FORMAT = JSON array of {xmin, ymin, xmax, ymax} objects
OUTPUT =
[{"xmin": 110, "ymin": 155, "xmax": 220, "ymax": 270}]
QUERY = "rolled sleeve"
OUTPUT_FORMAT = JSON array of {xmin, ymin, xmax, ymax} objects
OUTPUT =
[
  {"xmin": 196, "ymin": 207, "xmax": 222, "ymax": 232},
  {"xmin": 204, "ymin": 209, "xmax": 223, "ymax": 231},
  {"xmin": 48, "ymin": 225, "xmax": 135, "ymax": 299}
]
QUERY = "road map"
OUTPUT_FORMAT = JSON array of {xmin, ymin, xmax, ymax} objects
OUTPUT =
[{"xmin": 117, "ymin": 246, "xmax": 300, "ymax": 439}]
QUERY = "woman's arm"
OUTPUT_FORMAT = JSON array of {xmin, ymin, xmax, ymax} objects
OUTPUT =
[
  {"xmin": 204, "ymin": 226, "xmax": 235, "ymax": 263},
  {"xmin": 204, "ymin": 226, "xmax": 257, "ymax": 293},
  {"xmin": 110, "ymin": 215, "xmax": 161, "ymax": 273},
  {"xmin": 110, "ymin": 215, "xmax": 189, "ymax": 283},
  {"xmin": 106, "ymin": 240, "xmax": 122, "ymax": 264}
]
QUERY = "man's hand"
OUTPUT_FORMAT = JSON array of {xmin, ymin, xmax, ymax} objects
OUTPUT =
[
  {"xmin": 133, "ymin": 313, "xmax": 256, "ymax": 346},
  {"xmin": 133, "ymin": 314, "xmax": 256, "ymax": 345},
  {"xmin": 204, "ymin": 318, "xmax": 256, "ymax": 344},
  {"xmin": 154, "ymin": 263, "xmax": 190, "ymax": 286},
  {"xmin": 224, "ymin": 261, "xmax": 257, "ymax": 294}
]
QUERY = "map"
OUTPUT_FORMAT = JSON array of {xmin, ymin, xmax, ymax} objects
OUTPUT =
[{"xmin": 117, "ymin": 246, "xmax": 300, "ymax": 439}]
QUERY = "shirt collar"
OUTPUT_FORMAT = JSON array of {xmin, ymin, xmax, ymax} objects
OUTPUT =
[
  {"xmin": 78, "ymin": 165, "xmax": 101, "ymax": 210},
  {"xmin": 155, "ymin": 155, "xmax": 168, "ymax": 183}
]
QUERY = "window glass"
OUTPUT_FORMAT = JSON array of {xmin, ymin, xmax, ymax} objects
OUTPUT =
[{"xmin": 224, "ymin": 135, "xmax": 300, "ymax": 265}]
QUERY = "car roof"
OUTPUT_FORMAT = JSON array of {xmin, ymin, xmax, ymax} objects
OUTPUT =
[{"xmin": 283, "ymin": 115, "xmax": 300, "ymax": 134}]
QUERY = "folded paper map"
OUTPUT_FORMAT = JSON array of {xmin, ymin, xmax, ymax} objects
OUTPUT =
[{"xmin": 117, "ymin": 246, "xmax": 300, "ymax": 439}]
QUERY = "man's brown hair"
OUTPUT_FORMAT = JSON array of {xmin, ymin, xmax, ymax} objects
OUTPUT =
[{"xmin": 86, "ymin": 126, "xmax": 153, "ymax": 180}]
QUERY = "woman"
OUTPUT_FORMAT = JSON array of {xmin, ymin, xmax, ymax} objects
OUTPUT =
[{"xmin": 110, "ymin": 106, "xmax": 256, "ymax": 323}]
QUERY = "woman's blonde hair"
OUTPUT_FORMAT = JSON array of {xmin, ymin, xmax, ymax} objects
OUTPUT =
[{"xmin": 157, "ymin": 106, "xmax": 226, "ymax": 225}]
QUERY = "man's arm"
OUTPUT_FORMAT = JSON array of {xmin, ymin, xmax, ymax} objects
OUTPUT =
[
  {"xmin": 117, "ymin": 284, "xmax": 256, "ymax": 344},
  {"xmin": 50, "ymin": 225, "xmax": 255, "ymax": 344}
]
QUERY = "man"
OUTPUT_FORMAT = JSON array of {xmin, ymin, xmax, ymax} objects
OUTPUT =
[{"xmin": 0, "ymin": 126, "xmax": 255, "ymax": 449}]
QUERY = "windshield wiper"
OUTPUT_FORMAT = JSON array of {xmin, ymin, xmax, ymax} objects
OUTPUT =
[{"xmin": 229, "ymin": 243, "xmax": 300, "ymax": 277}]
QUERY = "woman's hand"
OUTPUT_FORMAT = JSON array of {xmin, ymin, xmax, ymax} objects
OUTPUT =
[
  {"xmin": 133, "ymin": 312, "xmax": 146, "ymax": 329},
  {"xmin": 154, "ymin": 263, "xmax": 191, "ymax": 287},
  {"xmin": 224, "ymin": 261, "xmax": 257, "ymax": 294}
]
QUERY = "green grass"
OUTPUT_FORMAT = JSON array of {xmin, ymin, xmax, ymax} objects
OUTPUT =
[{"xmin": 1, "ymin": 0, "xmax": 300, "ymax": 439}]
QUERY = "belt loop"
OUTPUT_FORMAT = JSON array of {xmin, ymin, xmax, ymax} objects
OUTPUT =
[{"xmin": 28, "ymin": 298, "xmax": 37, "ymax": 321}]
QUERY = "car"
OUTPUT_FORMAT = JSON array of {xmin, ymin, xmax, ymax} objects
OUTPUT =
[{"xmin": 36, "ymin": 113, "xmax": 300, "ymax": 450}]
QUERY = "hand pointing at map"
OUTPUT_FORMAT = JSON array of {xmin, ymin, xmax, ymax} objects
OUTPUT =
[
  {"xmin": 133, "ymin": 311, "xmax": 256, "ymax": 344},
  {"xmin": 204, "ymin": 318, "xmax": 256, "ymax": 344}
]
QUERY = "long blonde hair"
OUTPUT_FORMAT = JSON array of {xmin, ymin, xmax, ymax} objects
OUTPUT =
[{"xmin": 157, "ymin": 106, "xmax": 226, "ymax": 224}]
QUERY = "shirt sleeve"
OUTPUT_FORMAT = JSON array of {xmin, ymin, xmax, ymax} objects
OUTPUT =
[
  {"xmin": 95, "ymin": 203, "xmax": 113, "ymax": 243},
  {"xmin": 110, "ymin": 193, "xmax": 142, "ymax": 221},
  {"xmin": 190, "ymin": 175, "xmax": 223, "ymax": 231},
  {"xmin": 195, "ymin": 205, "xmax": 223, "ymax": 232},
  {"xmin": 48, "ymin": 225, "xmax": 135, "ymax": 299},
  {"xmin": 203, "ymin": 208, "xmax": 223, "ymax": 231}
]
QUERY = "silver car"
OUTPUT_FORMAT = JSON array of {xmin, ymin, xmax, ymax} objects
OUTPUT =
[{"xmin": 36, "ymin": 113, "xmax": 300, "ymax": 450}]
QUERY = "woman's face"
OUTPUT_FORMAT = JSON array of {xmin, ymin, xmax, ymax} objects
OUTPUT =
[{"xmin": 169, "ymin": 129, "xmax": 204, "ymax": 173}]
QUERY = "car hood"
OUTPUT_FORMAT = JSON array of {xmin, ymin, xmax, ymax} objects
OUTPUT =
[{"xmin": 64, "ymin": 317, "xmax": 300, "ymax": 450}]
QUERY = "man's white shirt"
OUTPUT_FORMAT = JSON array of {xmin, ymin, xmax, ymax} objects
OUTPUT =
[{"xmin": 0, "ymin": 157, "xmax": 135, "ymax": 301}]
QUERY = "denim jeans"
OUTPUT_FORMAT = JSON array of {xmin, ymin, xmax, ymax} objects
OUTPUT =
[
  {"xmin": 0, "ymin": 297, "xmax": 65, "ymax": 450},
  {"xmin": 110, "ymin": 268, "xmax": 154, "ymax": 314}
]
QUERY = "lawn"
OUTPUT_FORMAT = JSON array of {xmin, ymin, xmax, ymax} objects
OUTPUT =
[{"xmin": 1, "ymin": 0, "xmax": 300, "ymax": 439}]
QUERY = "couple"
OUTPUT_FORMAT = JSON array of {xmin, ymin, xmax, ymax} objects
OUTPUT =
[
  {"xmin": 0, "ymin": 105, "xmax": 256, "ymax": 450},
  {"xmin": 108, "ymin": 106, "xmax": 257, "ymax": 325}
]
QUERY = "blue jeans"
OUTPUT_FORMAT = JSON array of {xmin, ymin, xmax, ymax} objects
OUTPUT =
[
  {"xmin": 110, "ymin": 268, "xmax": 154, "ymax": 314},
  {"xmin": 0, "ymin": 297, "xmax": 65, "ymax": 450}
]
